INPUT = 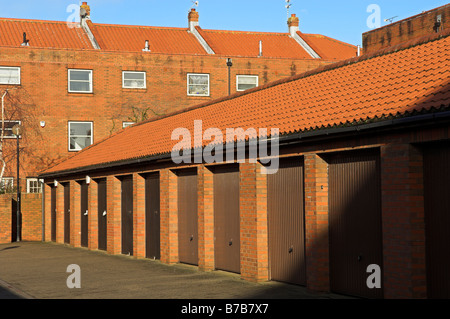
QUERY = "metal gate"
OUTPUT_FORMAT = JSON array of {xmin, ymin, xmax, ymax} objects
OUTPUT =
[
  {"xmin": 121, "ymin": 176, "xmax": 133, "ymax": 256},
  {"xmin": 80, "ymin": 181, "xmax": 89, "ymax": 248},
  {"xmin": 213, "ymin": 165, "xmax": 240, "ymax": 274},
  {"xmin": 64, "ymin": 183, "xmax": 70, "ymax": 244},
  {"xmin": 146, "ymin": 173, "xmax": 160, "ymax": 260},
  {"xmin": 423, "ymin": 142, "xmax": 450, "ymax": 299},
  {"xmin": 328, "ymin": 149, "xmax": 383, "ymax": 299},
  {"xmin": 267, "ymin": 157, "xmax": 306, "ymax": 285},
  {"xmin": 51, "ymin": 186, "xmax": 56, "ymax": 242},
  {"xmin": 177, "ymin": 169, "xmax": 198, "ymax": 265},
  {"xmin": 97, "ymin": 179, "xmax": 107, "ymax": 251}
]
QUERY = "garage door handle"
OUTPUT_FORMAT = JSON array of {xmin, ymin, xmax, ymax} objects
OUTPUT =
[
  {"xmin": 289, "ymin": 246, "xmax": 293, "ymax": 254},
  {"xmin": 229, "ymin": 240, "xmax": 233, "ymax": 246},
  {"xmin": 358, "ymin": 255, "xmax": 362, "ymax": 262},
  {"xmin": 190, "ymin": 235, "xmax": 194, "ymax": 242}
]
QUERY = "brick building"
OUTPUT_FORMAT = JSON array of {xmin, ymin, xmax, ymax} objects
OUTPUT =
[
  {"xmin": 0, "ymin": 2, "xmax": 357, "ymax": 194},
  {"xmin": 39, "ymin": 5, "xmax": 450, "ymax": 299}
]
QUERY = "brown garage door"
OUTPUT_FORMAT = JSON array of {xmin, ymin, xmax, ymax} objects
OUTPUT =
[
  {"xmin": 177, "ymin": 169, "xmax": 198, "ymax": 265},
  {"xmin": 121, "ymin": 176, "xmax": 133, "ymax": 256},
  {"xmin": 328, "ymin": 149, "xmax": 383, "ymax": 299},
  {"xmin": 51, "ymin": 186, "xmax": 56, "ymax": 242},
  {"xmin": 213, "ymin": 165, "xmax": 240, "ymax": 274},
  {"xmin": 267, "ymin": 157, "xmax": 306, "ymax": 286},
  {"xmin": 64, "ymin": 183, "xmax": 70, "ymax": 244},
  {"xmin": 423, "ymin": 142, "xmax": 450, "ymax": 299},
  {"xmin": 97, "ymin": 179, "xmax": 107, "ymax": 251},
  {"xmin": 146, "ymin": 173, "xmax": 160, "ymax": 260},
  {"xmin": 80, "ymin": 181, "xmax": 89, "ymax": 248}
]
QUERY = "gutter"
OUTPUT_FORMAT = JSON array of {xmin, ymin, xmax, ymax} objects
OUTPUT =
[{"xmin": 39, "ymin": 109, "xmax": 450, "ymax": 179}]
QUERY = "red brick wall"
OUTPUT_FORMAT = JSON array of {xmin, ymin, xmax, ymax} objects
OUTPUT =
[
  {"xmin": 21, "ymin": 193, "xmax": 42, "ymax": 242},
  {"xmin": 0, "ymin": 194, "xmax": 14, "ymax": 243},
  {"xmin": 363, "ymin": 4, "xmax": 450, "ymax": 54}
]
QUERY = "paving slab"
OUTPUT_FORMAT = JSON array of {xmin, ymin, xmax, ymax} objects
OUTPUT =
[{"xmin": 0, "ymin": 241, "xmax": 351, "ymax": 300}]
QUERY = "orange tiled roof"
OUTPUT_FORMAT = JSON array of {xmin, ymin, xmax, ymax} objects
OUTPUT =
[
  {"xmin": 41, "ymin": 30, "xmax": 450, "ymax": 175},
  {"xmin": 0, "ymin": 18, "xmax": 94, "ymax": 50},
  {"xmin": 195, "ymin": 27, "xmax": 314, "ymax": 59},
  {"xmin": 87, "ymin": 21, "xmax": 207, "ymax": 55},
  {"xmin": 301, "ymin": 33, "xmax": 359, "ymax": 60}
]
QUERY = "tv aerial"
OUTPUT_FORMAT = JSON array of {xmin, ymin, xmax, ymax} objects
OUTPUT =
[
  {"xmin": 384, "ymin": 16, "xmax": 398, "ymax": 24},
  {"xmin": 191, "ymin": 1, "xmax": 199, "ymax": 9},
  {"xmin": 285, "ymin": 0, "xmax": 293, "ymax": 19}
]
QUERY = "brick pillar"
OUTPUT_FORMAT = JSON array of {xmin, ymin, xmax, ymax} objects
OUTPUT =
[
  {"xmin": 239, "ymin": 162, "xmax": 269, "ymax": 283},
  {"xmin": 160, "ymin": 169, "xmax": 178, "ymax": 264},
  {"xmin": 133, "ymin": 173, "xmax": 146, "ymax": 259},
  {"xmin": 107, "ymin": 176, "xmax": 122, "ymax": 255},
  {"xmin": 88, "ymin": 180, "xmax": 98, "ymax": 251},
  {"xmin": 304, "ymin": 153, "xmax": 330, "ymax": 292},
  {"xmin": 198, "ymin": 165, "xmax": 215, "ymax": 271},
  {"xmin": 55, "ymin": 183, "xmax": 64, "ymax": 244},
  {"xmin": 381, "ymin": 143, "xmax": 426, "ymax": 299},
  {"xmin": 44, "ymin": 184, "xmax": 52, "ymax": 242},
  {"xmin": 70, "ymin": 180, "xmax": 81, "ymax": 247}
]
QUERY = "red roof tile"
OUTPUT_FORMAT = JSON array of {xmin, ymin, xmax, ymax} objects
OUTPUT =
[
  {"xmin": 88, "ymin": 22, "xmax": 207, "ymax": 55},
  {"xmin": 42, "ymin": 31, "xmax": 450, "ymax": 176},
  {"xmin": 0, "ymin": 18, "xmax": 94, "ymax": 50},
  {"xmin": 300, "ymin": 33, "xmax": 359, "ymax": 60}
]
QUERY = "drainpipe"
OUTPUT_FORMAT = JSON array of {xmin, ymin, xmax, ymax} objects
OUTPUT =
[
  {"xmin": 41, "ymin": 180, "xmax": 45, "ymax": 242},
  {"xmin": 226, "ymin": 58, "xmax": 233, "ymax": 96}
]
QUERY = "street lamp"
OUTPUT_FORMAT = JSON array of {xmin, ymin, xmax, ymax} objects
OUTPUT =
[{"xmin": 12, "ymin": 123, "xmax": 22, "ymax": 242}]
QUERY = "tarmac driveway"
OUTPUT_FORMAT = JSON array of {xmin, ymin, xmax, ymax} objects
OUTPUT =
[{"xmin": 0, "ymin": 241, "xmax": 349, "ymax": 300}]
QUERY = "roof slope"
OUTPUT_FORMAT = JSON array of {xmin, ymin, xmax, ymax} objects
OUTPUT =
[
  {"xmin": 0, "ymin": 18, "xmax": 94, "ymax": 50},
  {"xmin": 88, "ymin": 22, "xmax": 207, "ymax": 55},
  {"xmin": 42, "ymin": 31, "xmax": 450, "ymax": 175},
  {"xmin": 301, "ymin": 33, "xmax": 359, "ymax": 60}
]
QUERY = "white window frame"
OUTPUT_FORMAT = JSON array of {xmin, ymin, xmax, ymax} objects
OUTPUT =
[
  {"xmin": 68, "ymin": 121, "xmax": 93, "ymax": 152},
  {"xmin": 122, "ymin": 122, "xmax": 135, "ymax": 128},
  {"xmin": 0, "ymin": 177, "xmax": 14, "ymax": 192},
  {"xmin": 187, "ymin": 73, "xmax": 210, "ymax": 97},
  {"xmin": 68, "ymin": 69, "xmax": 93, "ymax": 93},
  {"xmin": 236, "ymin": 75, "xmax": 259, "ymax": 92},
  {"xmin": 0, "ymin": 66, "xmax": 21, "ymax": 85},
  {"xmin": 27, "ymin": 178, "xmax": 43, "ymax": 194},
  {"xmin": 2, "ymin": 120, "xmax": 22, "ymax": 139},
  {"xmin": 122, "ymin": 71, "xmax": 146, "ymax": 89}
]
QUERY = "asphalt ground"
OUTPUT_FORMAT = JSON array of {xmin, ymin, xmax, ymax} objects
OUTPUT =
[{"xmin": 0, "ymin": 241, "xmax": 354, "ymax": 301}]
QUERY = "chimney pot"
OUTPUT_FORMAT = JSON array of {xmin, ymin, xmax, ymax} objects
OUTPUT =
[
  {"xmin": 80, "ymin": 1, "xmax": 91, "ymax": 19},
  {"xmin": 188, "ymin": 8, "xmax": 200, "ymax": 32},
  {"xmin": 288, "ymin": 13, "xmax": 300, "ymax": 37}
]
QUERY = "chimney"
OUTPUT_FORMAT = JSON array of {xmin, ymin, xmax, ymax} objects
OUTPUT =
[
  {"xmin": 80, "ymin": 2, "xmax": 91, "ymax": 20},
  {"xmin": 188, "ymin": 8, "xmax": 200, "ymax": 32},
  {"xmin": 288, "ymin": 14, "xmax": 299, "ymax": 37}
]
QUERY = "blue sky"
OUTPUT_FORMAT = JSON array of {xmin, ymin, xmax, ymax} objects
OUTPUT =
[{"xmin": 1, "ymin": 0, "xmax": 448, "ymax": 46}]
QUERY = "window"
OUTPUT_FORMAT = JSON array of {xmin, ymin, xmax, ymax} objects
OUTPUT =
[
  {"xmin": 187, "ymin": 73, "xmax": 210, "ymax": 96},
  {"xmin": 236, "ymin": 75, "xmax": 258, "ymax": 91},
  {"xmin": 122, "ymin": 71, "xmax": 146, "ymax": 89},
  {"xmin": 122, "ymin": 122, "xmax": 135, "ymax": 128},
  {"xmin": 0, "ymin": 67, "xmax": 20, "ymax": 85},
  {"xmin": 0, "ymin": 177, "xmax": 14, "ymax": 193},
  {"xmin": 2, "ymin": 120, "xmax": 21, "ymax": 139},
  {"xmin": 68, "ymin": 69, "xmax": 93, "ymax": 93},
  {"xmin": 27, "ymin": 178, "xmax": 42, "ymax": 194},
  {"xmin": 68, "ymin": 121, "xmax": 93, "ymax": 151}
]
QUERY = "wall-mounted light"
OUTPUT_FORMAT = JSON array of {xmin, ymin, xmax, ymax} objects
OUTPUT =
[
  {"xmin": 40, "ymin": 121, "xmax": 46, "ymax": 128},
  {"xmin": 86, "ymin": 175, "xmax": 91, "ymax": 185},
  {"xmin": 54, "ymin": 180, "xmax": 58, "ymax": 187}
]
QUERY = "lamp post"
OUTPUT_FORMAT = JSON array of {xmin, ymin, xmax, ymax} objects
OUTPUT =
[{"xmin": 12, "ymin": 124, "xmax": 22, "ymax": 242}]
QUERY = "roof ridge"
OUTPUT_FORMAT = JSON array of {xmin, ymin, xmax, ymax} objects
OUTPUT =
[
  {"xmin": 0, "ymin": 17, "xmax": 71, "ymax": 24},
  {"xmin": 92, "ymin": 22, "xmax": 188, "ymax": 31}
]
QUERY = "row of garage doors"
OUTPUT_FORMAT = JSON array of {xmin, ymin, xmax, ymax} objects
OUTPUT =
[{"xmin": 50, "ymin": 144, "xmax": 450, "ymax": 299}]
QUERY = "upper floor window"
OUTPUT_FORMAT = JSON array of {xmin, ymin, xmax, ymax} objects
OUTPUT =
[
  {"xmin": 27, "ymin": 178, "xmax": 42, "ymax": 194},
  {"xmin": 187, "ymin": 73, "xmax": 210, "ymax": 97},
  {"xmin": 122, "ymin": 71, "xmax": 146, "ymax": 89},
  {"xmin": 68, "ymin": 69, "xmax": 93, "ymax": 93},
  {"xmin": 0, "ymin": 177, "xmax": 14, "ymax": 193},
  {"xmin": 0, "ymin": 67, "xmax": 20, "ymax": 85},
  {"xmin": 236, "ymin": 75, "xmax": 258, "ymax": 91},
  {"xmin": 2, "ymin": 120, "xmax": 22, "ymax": 139},
  {"xmin": 68, "ymin": 121, "xmax": 93, "ymax": 151}
]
